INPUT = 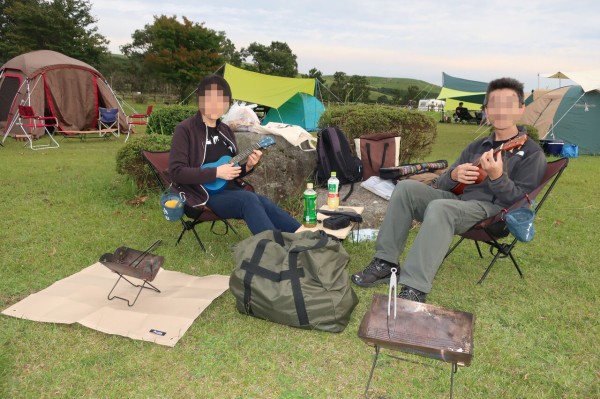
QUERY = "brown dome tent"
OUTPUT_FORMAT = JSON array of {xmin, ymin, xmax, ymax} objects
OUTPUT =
[{"xmin": 0, "ymin": 50, "xmax": 127, "ymax": 140}]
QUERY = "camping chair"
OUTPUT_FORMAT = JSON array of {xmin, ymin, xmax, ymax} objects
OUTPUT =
[
  {"xmin": 98, "ymin": 107, "xmax": 120, "ymax": 138},
  {"xmin": 126, "ymin": 105, "xmax": 153, "ymax": 142},
  {"xmin": 16, "ymin": 105, "xmax": 60, "ymax": 150},
  {"xmin": 141, "ymin": 150, "xmax": 251, "ymax": 252},
  {"xmin": 445, "ymin": 157, "xmax": 569, "ymax": 284}
]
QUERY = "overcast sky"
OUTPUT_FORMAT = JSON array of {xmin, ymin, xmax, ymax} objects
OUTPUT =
[{"xmin": 90, "ymin": 0, "xmax": 599, "ymax": 92}]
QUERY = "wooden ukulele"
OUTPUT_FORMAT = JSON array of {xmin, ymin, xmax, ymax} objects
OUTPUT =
[
  {"xmin": 200, "ymin": 136, "xmax": 276, "ymax": 194},
  {"xmin": 451, "ymin": 135, "xmax": 527, "ymax": 195}
]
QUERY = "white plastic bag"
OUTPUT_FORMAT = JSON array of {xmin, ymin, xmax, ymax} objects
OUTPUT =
[{"xmin": 222, "ymin": 102, "xmax": 260, "ymax": 131}]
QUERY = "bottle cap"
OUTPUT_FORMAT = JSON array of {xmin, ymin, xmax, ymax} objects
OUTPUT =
[
  {"xmin": 307, "ymin": 183, "xmax": 314, "ymax": 189},
  {"xmin": 331, "ymin": 171, "xmax": 337, "ymax": 177}
]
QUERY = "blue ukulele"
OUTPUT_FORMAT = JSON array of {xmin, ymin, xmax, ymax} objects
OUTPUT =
[{"xmin": 200, "ymin": 136, "xmax": 276, "ymax": 194}]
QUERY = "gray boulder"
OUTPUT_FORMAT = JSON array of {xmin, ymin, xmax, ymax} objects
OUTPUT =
[
  {"xmin": 234, "ymin": 131, "xmax": 393, "ymax": 229},
  {"xmin": 235, "ymin": 132, "xmax": 317, "ymax": 203}
]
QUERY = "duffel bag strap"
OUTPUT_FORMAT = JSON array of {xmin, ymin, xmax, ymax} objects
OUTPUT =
[
  {"xmin": 241, "ymin": 238, "xmax": 272, "ymax": 315},
  {"xmin": 240, "ymin": 231, "xmax": 300, "ymax": 315},
  {"xmin": 287, "ymin": 232, "xmax": 331, "ymax": 326}
]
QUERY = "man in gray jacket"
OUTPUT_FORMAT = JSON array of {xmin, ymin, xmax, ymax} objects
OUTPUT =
[{"xmin": 352, "ymin": 77, "xmax": 546, "ymax": 302}]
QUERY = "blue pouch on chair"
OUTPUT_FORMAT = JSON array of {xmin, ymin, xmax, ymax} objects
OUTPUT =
[
  {"xmin": 503, "ymin": 195, "xmax": 535, "ymax": 242},
  {"xmin": 560, "ymin": 144, "xmax": 578, "ymax": 158}
]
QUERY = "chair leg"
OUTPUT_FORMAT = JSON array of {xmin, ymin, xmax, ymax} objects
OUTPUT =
[
  {"xmin": 223, "ymin": 219, "xmax": 239, "ymax": 236},
  {"xmin": 477, "ymin": 251, "xmax": 503, "ymax": 285},
  {"xmin": 175, "ymin": 225, "xmax": 187, "ymax": 246},
  {"xmin": 445, "ymin": 236, "xmax": 465, "ymax": 259},
  {"xmin": 474, "ymin": 241, "xmax": 483, "ymax": 258},
  {"xmin": 190, "ymin": 226, "xmax": 207, "ymax": 252},
  {"xmin": 508, "ymin": 251, "xmax": 524, "ymax": 278}
]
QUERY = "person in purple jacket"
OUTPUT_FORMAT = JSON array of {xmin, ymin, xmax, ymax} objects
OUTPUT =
[{"xmin": 168, "ymin": 74, "xmax": 300, "ymax": 235}]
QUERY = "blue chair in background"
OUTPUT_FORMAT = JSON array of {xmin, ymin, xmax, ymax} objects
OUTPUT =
[{"xmin": 98, "ymin": 107, "xmax": 120, "ymax": 138}]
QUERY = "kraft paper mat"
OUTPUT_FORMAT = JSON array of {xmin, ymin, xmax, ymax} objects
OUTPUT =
[{"xmin": 2, "ymin": 262, "xmax": 230, "ymax": 347}]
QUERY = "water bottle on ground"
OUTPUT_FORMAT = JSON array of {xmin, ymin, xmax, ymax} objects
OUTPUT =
[
  {"xmin": 327, "ymin": 172, "xmax": 339, "ymax": 210},
  {"xmin": 303, "ymin": 183, "xmax": 317, "ymax": 227}
]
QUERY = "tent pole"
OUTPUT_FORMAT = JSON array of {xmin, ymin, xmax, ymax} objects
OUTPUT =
[
  {"xmin": 102, "ymin": 78, "xmax": 127, "ymax": 115},
  {"xmin": 318, "ymin": 81, "xmax": 344, "ymax": 103}
]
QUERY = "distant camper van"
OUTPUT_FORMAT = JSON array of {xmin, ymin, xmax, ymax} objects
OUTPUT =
[{"xmin": 418, "ymin": 99, "xmax": 445, "ymax": 112}]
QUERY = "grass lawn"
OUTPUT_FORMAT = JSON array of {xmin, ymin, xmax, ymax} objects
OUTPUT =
[{"xmin": 0, "ymin": 123, "xmax": 598, "ymax": 398}]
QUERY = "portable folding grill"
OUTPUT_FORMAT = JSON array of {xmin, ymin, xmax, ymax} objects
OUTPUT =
[
  {"xmin": 358, "ymin": 294, "xmax": 474, "ymax": 398},
  {"xmin": 99, "ymin": 240, "xmax": 164, "ymax": 306}
]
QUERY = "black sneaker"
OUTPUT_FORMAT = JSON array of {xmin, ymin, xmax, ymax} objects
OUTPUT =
[
  {"xmin": 398, "ymin": 285, "xmax": 427, "ymax": 303},
  {"xmin": 352, "ymin": 258, "xmax": 397, "ymax": 287}
]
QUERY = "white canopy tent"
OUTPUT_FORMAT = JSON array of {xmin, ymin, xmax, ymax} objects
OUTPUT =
[{"xmin": 540, "ymin": 70, "xmax": 600, "ymax": 93}]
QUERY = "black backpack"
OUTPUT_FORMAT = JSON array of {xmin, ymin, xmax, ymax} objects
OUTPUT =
[{"xmin": 313, "ymin": 127, "xmax": 363, "ymax": 200}]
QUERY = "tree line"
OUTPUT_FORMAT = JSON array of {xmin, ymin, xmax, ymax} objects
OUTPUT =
[{"xmin": 1, "ymin": 0, "xmax": 421, "ymax": 105}]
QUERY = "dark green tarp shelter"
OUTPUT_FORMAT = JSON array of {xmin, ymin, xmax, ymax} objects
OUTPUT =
[{"xmin": 436, "ymin": 72, "xmax": 487, "ymax": 112}]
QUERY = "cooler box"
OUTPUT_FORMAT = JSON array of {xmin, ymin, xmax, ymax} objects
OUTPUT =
[{"xmin": 540, "ymin": 139, "xmax": 564, "ymax": 156}]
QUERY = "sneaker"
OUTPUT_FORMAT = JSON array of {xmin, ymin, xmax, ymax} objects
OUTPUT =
[
  {"xmin": 352, "ymin": 258, "xmax": 397, "ymax": 287},
  {"xmin": 398, "ymin": 285, "xmax": 427, "ymax": 303}
]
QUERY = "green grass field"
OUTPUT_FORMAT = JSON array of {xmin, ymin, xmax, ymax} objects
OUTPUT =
[{"xmin": 0, "ymin": 123, "xmax": 598, "ymax": 398}]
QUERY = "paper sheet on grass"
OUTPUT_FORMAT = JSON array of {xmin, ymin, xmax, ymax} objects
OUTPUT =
[{"xmin": 1, "ymin": 263, "xmax": 229, "ymax": 347}]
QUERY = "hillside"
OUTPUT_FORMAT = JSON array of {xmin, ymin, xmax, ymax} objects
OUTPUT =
[{"xmin": 321, "ymin": 75, "xmax": 441, "ymax": 103}]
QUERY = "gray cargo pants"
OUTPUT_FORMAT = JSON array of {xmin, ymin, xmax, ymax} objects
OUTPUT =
[{"xmin": 374, "ymin": 180, "xmax": 502, "ymax": 293}]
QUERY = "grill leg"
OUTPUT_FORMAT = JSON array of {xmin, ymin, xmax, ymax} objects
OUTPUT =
[
  {"xmin": 450, "ymin": 362, "xmax": 458, "ymax": 399},
  {"xmin": 364, "ymin": 345, "xmax": 380, "ymax": 397}
]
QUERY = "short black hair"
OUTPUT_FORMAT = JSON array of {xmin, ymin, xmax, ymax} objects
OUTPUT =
[
  {"xmin": 485, "ymin": 77, "xmax": 525, "ymax": 105},
  {"xmin": 197, "ymin": 74, "xmax": 232, "ymax": 100}
]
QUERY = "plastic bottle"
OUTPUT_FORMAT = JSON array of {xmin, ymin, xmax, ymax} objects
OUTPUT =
[
  {"xmin": 302, "ymin": 183, "xmax": 317, "ymax": 227},
  {"xmin": 327, "ymin": 171, "xmax": 340, "ymax": 210}
]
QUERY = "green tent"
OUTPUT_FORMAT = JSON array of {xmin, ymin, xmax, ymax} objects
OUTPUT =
[
  {"xmin": 261, "ymin": 92, "xmax": 325, "ymax": 131},
  {"xmin": 436, "ymin": 72, "xmax": 487, "ymax": 112},
  {"xmin": 519, "ymin": 85, "xmax": 600, "ymax": 155},
  {"xmin": 223, "ymin": 64, "xmax": 324, "ymax": 130}
]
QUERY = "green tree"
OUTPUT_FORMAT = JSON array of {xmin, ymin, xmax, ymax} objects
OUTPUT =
[
  {"xmin": 328, "ymin": 71, "xmax": 349, "ymax": 102},
  {"xmin": 0, "ymin": 0, "xmax": 108, "ymax": 65},
  {"xmin": 407, "ymin": 85, "xmax": 420, "ymax": 103},
  {"xmin": 241, "ymin": 41, "xmax": 298, "ymax": 77},
  {"xmin": 302, "ymin": 68, "xmax": 325, "ymax": 85},
  {"xmin": 121, "ymin": 15, "xmax": 230, "ymax": 101},
  {"xmin": 347, "ymin": 75, "xmax": 370, "ymax": 103},
  {"xmin": 221, "ymin": 37, "xmax": 243, "ymax": 67}
]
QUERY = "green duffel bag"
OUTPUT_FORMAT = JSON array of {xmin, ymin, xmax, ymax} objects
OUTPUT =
[{"xmin": 230, "ymin": 229, "xmax": 358, "ymax": 332}]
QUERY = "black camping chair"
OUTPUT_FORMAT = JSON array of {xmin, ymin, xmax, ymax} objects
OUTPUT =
[
  {"xmin": 445, "ymin": 157, "xmax": 569, "ymax": 284},
  {"xmin": 142, "ymin": 150, "xmax": 253, "ymax": 252}
]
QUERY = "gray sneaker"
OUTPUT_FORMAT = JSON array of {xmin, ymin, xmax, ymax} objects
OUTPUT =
[
  {"xmin": 352, "ymin": 258, "xmax": 397, "ymax": 287},
  {"xmin": 398, "ymin": 285, "xmax": 427, "ymax": 303}
]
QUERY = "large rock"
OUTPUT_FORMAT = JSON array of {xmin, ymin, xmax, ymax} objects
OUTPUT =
[
  {"xmin": 235, "ymin": 131, "xmax": 393, "ymax": 229},
  {"xmin": 235, "ymin": 132, "xmax": 317, "ymax": 203}
]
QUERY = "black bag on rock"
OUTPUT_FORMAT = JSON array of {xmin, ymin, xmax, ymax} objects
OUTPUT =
[
  {"xmin": 313, "ymin": 127, "xmax": 363, "ymax": 200},
  {"xmin": 230, "ymin": 230, "xmax": 358, "ymax": 332}
]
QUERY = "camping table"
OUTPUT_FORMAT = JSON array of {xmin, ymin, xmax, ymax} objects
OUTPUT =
[{"xmin": 295, "ymin": 205, "xmax": 364, "ymax": 240}]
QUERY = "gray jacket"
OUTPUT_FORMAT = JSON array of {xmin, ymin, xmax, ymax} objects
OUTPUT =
[{"xmin": 435, "ymin": 128, "xmax": 547, "ymax": 208}]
